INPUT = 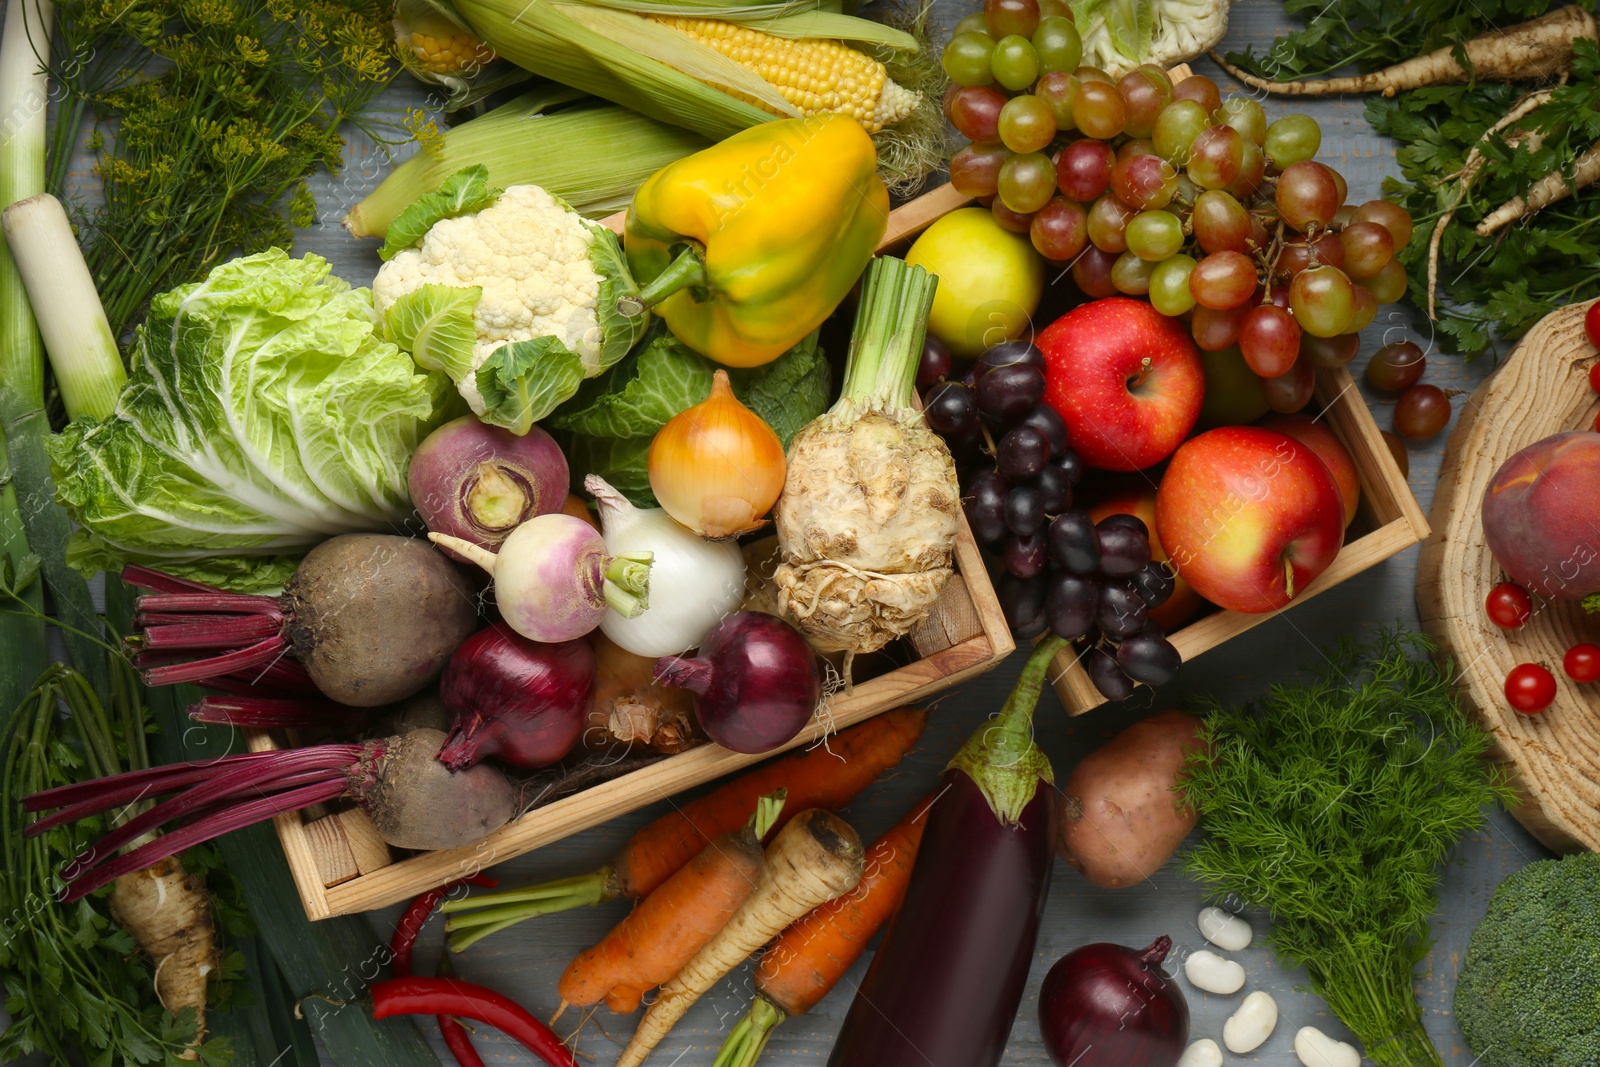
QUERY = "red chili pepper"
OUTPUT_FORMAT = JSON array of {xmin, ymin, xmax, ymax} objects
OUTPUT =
[
  {"xmin": 372, "ymin": 976, "xmax": 579, "ymax": 1067},
  {"xmin": 440, "ymin": 1016, "xmax": 488, "ymax": 1067},
  {"xmin": 390, "ymin": 873, "xmax": 498, "ymax": 1067}
]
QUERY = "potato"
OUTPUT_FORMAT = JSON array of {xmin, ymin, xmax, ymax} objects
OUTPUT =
[{"xmin": 1057, "ymin": 710, "xmax": 1206, "ymax": 888}]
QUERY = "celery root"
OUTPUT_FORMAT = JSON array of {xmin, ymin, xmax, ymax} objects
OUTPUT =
[
  {"xmin": 1209, "ymin": 6, "xmax": 1596, "ymax": 96},
  {"xmin": 109, "ymin": 857, "xmax": 220, "ymax": 1049},
  {"xmin": 1476, "ymin": 136, "xmax": 1600, "ymax": 235}
]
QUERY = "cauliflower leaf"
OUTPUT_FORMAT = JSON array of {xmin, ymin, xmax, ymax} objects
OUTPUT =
[
  {"xmin": 379, "ymin": 164, "xmax": 499, "ymax": 260},
  {"xmin": 385, "ymin": 282, "xmax": 482, "ymax": 382}
]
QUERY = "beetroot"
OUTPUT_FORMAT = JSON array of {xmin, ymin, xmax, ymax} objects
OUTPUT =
[{"xmin": 438, "ymin": 623, "xmax": 594, "ymax": 771}]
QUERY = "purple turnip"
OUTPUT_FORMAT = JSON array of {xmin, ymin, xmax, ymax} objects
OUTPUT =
[
  {"xmin": 437, "ymin": 623, "xmax": 594, "ymax": 771},
  {"xmin": 126, "ymin": 534, "xmax": 478, "ymax": 707},
  {"xmin": 25, "ymin": 728, "xmax": 519, "ymax": 901},
  {"xmin": 408, "ymin": 416, "xmax": 569, "ymax": 559},
  {"xmin": 430, "ymin": 514, "xmax": 651, "ymax": 644},
  {"xmin": 654, "ymin": 611, "xmax": 821, "ymax": 754}
]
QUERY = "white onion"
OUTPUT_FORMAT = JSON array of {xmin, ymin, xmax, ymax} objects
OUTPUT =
[{"xmin": 587, "ymin": 476, "xmax": 745, "ymax": 657}]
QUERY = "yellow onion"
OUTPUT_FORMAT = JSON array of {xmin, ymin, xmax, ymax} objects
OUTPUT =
[{"xmin": 648, "ymin": 370, "xmax": 785, "ymax": 539}]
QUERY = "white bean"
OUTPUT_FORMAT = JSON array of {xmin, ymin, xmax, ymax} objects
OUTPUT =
[
  {"xmin": 1176, "ymin": 1038, "xmax": 1223, "ymax": 1067},
  {"xmin": 1198, "ymin": 906, "xmax": 1253, "ymax": 951},
  {"xmin": 1183, "ymin": 949, "xmax": 1246, "ymax": 994},
  {"xmin": 1295, "ymin": 1026, "xmax": 1360, "ymax": 1067},
  {"xmin": 1223, "ymin": 990, "xmax": 1278, "ymax": 1053}
]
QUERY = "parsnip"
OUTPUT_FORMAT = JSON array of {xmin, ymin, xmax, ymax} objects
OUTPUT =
[
  {"xmin": 109, "ymin": 857, "xmax": 220, "ymax": 1051},
  {"xmin": 1476, "ymin": 136, "xmax": 1600, "ymax": 235}
]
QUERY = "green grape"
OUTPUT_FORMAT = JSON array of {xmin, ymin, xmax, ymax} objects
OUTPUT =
[
  {"xmin": 1218, "ymin": 97, "xmax": 1267, "ymax": 145},
  {"xmin": 1074, "ymin": 65, "xmax": 1114, "ymax": 84},
  {"xmin": 1035, "ymin": 70, "xmax": 1080, "ymax": 128},
  {"xmin": 953, "ymin": 12, "xmax": 990, "ymax": 36},
  {"xmin": 991, "ymin": 35, "xmax": 1040, "ymax": 92},
  {"xmin": 1032, "ymin": 16, "xmax": 1082, "ymax": 74},
  {"xmin": 1038, "ymin": 0, "xmax": 1071, "ymax": 15},
  {"xmin": 943, "ymin": 31, "xmax": 997, "ymax": 87},
  {"xmin": 1111, "ymin": 251, "xmax": 1158, "ymax": 295},
  {"xmin": 1125, "ymin": 209, "xmax": 1184, "ymax": 261},
  {"xmin": 1290, "ymin": 265, "xmax": 1356, "ymax": 337},
  {"xmin": 998, "ymin": 151, "xmax": 1057, "ymax": 214},
  {"xmin": 1264, "ymin": 114, "xmax": 1321, "ymax": 168},
  {"xmin": 1153, "ymin": 100, "xmax": 1209, "ymax": 164},
  {"xmin": 1360, "ymin": 256, "xmax": 1408, "ymax": 304},
  {"xmin": 1071, "ymin": 80, "xmax": 1126, "ymax": 139},
  {"xmin": 999, "ymin": 94, "xmax": 1057, "ymax": 153},
  {"xmin": 1149, "ymin": 253, "xmax": 1197, "ymax": 315}
]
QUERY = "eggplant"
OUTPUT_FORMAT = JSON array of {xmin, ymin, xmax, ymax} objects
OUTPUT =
[{"xmin": 827, "ymin": 637, "xmax": 1064, "ymax": 1067}]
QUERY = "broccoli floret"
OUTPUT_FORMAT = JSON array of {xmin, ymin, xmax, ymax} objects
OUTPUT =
[{"xmin": 1454, "ymin": 852, "xmax": 1600, "ymax": 1067}]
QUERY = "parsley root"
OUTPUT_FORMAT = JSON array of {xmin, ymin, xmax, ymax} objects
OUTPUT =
[
  {"xmin": 108, "ymin": 857, "xmax": 220, "ymax": 1047},
  {"xmin": 1477, "ymin": 136, "xmax": 1600, "ymax": 235}
]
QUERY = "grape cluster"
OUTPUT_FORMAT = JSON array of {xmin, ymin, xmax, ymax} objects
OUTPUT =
[
  {"xmin": 921, "ymin": 338, "xmax": 1181, "ymax": 700},
  {"xmin": 941, "ymin": 0, "xmax": 1417, "ymax": 407}
]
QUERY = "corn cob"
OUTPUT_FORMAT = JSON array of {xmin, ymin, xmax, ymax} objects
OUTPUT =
[
  {"xmin": 648, "ymin": 15, "xmax": 918, "ymax": 133},
  {"xmin": 401, "ymin": 24, "xmax": 496, "ymax": 78}
]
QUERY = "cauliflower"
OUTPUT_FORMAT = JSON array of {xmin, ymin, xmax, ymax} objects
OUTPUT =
[
  {"xmin": 1071, "ymin": 0, "xmax": 1230, "ymax": 78},
  {"xmin": 373, "ymin": 166, "xmax": 646, "ymax": 433}
]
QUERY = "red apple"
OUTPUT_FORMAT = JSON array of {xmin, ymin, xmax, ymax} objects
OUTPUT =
[
  {"xmin": 1037, "ymin": 297, "xmax": 1204, "ymax": 471},
  {"xmin": 1257, "ymin": 413, "xmax": 1361, "ymax": 527},
  {"xmin": 1155, "ymin": 426, "xmax": 1346, "ymax": 614},
  {"xmin": 1482, "ymin": 431, "xmax": 1600, "ymax": 599},
  {"xmin": 1087, "ymin": 486, "xmax": 1206, "ymax": 630}
]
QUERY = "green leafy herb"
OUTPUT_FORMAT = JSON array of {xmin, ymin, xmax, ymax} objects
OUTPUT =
[
  {"xmin": 1181, "ymin": 631, "xmax": 1516, "ymax": 1067},
  {"xmin": 379, "ymin": 164, "xmax": 499, "ymax": 260}
]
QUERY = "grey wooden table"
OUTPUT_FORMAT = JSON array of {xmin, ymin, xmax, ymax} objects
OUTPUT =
[{"xmin": 13, "ymin": 0, "xmax": 1554, "ymax": 1062}]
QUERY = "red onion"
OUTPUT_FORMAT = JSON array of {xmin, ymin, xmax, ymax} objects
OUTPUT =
[
  {"xmin": 654, "ymin": 611, "xmax": 820, "ymax": 754},
  {"xmin": 1037, "ymin": 937, "xmax": 1189, "ymax": 1067},
  {"xmin": 437, "ymin": 623, "xmax": 593, "ymax": 771},
  {"xmin": 408, "ymin": 416, "xmax": 569, "ymax": 560}
]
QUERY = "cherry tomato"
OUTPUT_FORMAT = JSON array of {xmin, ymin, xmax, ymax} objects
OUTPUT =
[
  {"xmin": 1485, "ymin": 582, "xmax": 1533, "ymax": 629},
  {"xmin": 1504, "ymin": 663, "xmax": 1557, "ymax": 714},
  {"xmin": 1590, "ymin": 358, "xmax": 1600, "ymax": 395},
  {"xmin": 1586, "ymin": 300, "xmax": 1600, "ymax": 351},
  {"xmin": 1564, "ymin": 643, "xmax": 1600, "ymax": 683}
]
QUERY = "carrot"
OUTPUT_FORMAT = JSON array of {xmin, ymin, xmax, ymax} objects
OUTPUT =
[
  {"xmin": 1477, "ymin": 136, "xmax": 1600, "ymax": 235},
  {"xmin": 712, "ymin": 793, "xmax": 936, "ymax": 1067},
  {"xmin": 440, "ymin": 705, "xmax": 926, "ymax": 946},
  {"xmin": 615, "ymin": 809, "xmax": 866, "ymax": 1067},
  {"xmin": 1209, "ymin": 7, "xmax": 1596, "ymax": 96},
  {"xmin": 557, "ymin": 791, "xmax": 785, "ymax": 1015}
]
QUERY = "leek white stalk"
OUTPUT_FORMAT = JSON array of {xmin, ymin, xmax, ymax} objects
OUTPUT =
[{"xmin": 3, "ymin": 193, "xmax": 127, "ymax": 421}]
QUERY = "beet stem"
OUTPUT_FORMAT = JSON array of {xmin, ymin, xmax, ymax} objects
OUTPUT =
[
  {"xmin": 24, "ymin": 750, "xmax": 291, "ymax": 812},
  {"xmin": 120, "ymin": 564, "xmax": 224, "ymax": 595},
  {"xmin": 135, "ymin": 591, "xmax": 283, "ymax": 615},
  {"xmin": 141, "ymin": 636, "xmax": 289, "ymax": 687},
  {"xmin": 189, "ymin": 695, "xmax": 368, "ymax": 729},
  {"xmin": 141, "ymin": 615, "xmax": 284, "ymax": 651},
  {"xmin": 60, "ymin": 778, "xmax": 349, "ymax": 902}
]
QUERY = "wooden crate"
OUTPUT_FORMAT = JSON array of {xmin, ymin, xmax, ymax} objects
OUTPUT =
[
  {"xmin": 262, "ymin": 187, "xmax": 1014, "ymax": 920},
  {"xmin": 1051, "ymin": 364, "xmax": 1431, "ymax": 713}
]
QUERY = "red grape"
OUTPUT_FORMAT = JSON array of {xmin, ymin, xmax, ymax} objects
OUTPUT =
[
  {"xmin": 1218, "ymin": 96, "xmax": 1267, "ymax": 144},
  {"xmin": 1031, "ymin": 197, "xmax": 1089, "ymax": 260},
  {"xmin": 1276, "ymin": 160, "xmax": 1341, "ymax": 232},
  {"xmin": 991, "ymin": 198, "xmax": 1034, "ymax": 233},
  {"xmin": 1118, "ymin": 66, "xmax": 1172, "ymax": 138},
  {"xmin": 1262, "ymin": 357, "xmax": 1315, "ymax": 413},
  {"xmin": 1087, "ymin": 193, "xmax": 1137, "ymax": 253},
  {"xmin": 1117, "ymin": 138, "xmax": 1157, "ymax": 161},
  {"xmin": 1035, "ymin": 71, "xmax": 1081, "ymax": 128},
  {"xmin": 1352, "ymin": 199, "xmax": 1414, "ymax": 248},
  {"xmin": 1192, "ymin": 189, "xmax": 1251, "ymax": 253},
  {"xmin": 947, "ymin": 85, "xmax": 1007, "ymax": 143},
  {"xmin": 1190, "ymin": 304, "xmax": 1249, "ymax": 351},
  {"xmin": 1340, "ymin": 220, "xmax": 1395, "ymax": 279},
  {"xmin": 1072, "ymin": 80, "xmax": 1127, "ymax": 139},
  {"xmin": 1485, "ymin": 582, "xmax": 1533, "ymax": 629},
  {"xmin": 1348, "ymin": 285, "xmax": 1378, "ymax": 331},
  {"xmin": 1226, "ymin": 141, "xmax": 1266, "ymax": 199},
  {"xmin": 1170, "ymin": 73, "xmax": 1221, "ymax": 114},
  {"xmin": 1189, "ymin": 250, "xmax": 1258, "ymax": 310},
  {"xmin": 1361, "ymin": 256, "xmax": 1408, "ymax": 304},
  {"xmin": 1289, "ymin": 265, "xmax": 1356, "ymax": 337},
  {"xmin": 1111, "ymin": 251, "xmax": 1157, "ymax": 295},
  {"xmin": 1299, "ymin": 333, "xmax": 1359, "ymax": 369},
  {"xmin": 1394, "ymin": 383, "xmax": 1451, "ymax": 439},
  {"xmin": 1074, "ymin": 65, "xmax": 1114, "ymax": 83},
  {"xmin": 1110, "ymin": 154, "xmax": 1177, "ymax": 209},
  {"xmin": 985, "ymin": 0, "xmax": 1041, "ymax": 40},
  {"xmin": 1505, "ymin": 663, "xmax": 1556, "ymax": 714},
  {"xmin": 1187, "ymin": 125, "xmax": 1244, "ymax": 190},
  {"xmin": 1072, "ymin": 246, "xmax": 1119, "ymax": 297},
  {"xmin": 1239, "ymin": 304, "xmax": 1302, "ymax": 378},
  {"xmin": 950, "ymin": 142, "xmax": 1007, "ymax": 198},
  {"xmin": 1365, "ymin": 340, "xmax": 1425, "ymax": 391},
  {"xmin": 1564, "ymin": 643, "xmax": 1600, "ymax": 683},
  {"xmin": 1056, "ymin": 138, "xmax": 1115, "ymax": 200}
]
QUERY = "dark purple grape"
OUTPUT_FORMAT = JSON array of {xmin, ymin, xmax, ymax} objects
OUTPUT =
[
  {"xmin": 1035, "ymin": 464, "xmax": 1071, "ymax": 514},
  {"xmin": 945, "ymin": 426, "xmax": 986, "ymax": 466},
  {"xmin": 1005, "ymin": 531, "xmax": 1048, "ymax": 578},
  {"xmin": 1048, "ymin": 510, "xmax": 1100, "ymax": 574},
  {"xmin": 975, "ymin": 363, "xmax": 1046, "ymax": 419},
  {"xmin": 997, "ymin": 426, "xmax": 1050, "ymax": 480},
  {"xmin": 976, "ymin": 339, "xmax": 1047, "ymax": 378},
  {"xmin": 918, "ymin": 334, "xmax": 954, "ymax": 387},
  {"xmin": 924, "ymin": 380, "xmax": 979, "ymax": 436},
  {"xmin": 997, "ymin": 573, "xmax": 1048, "ymax": 638},
  {"xmin": 1130, "ymin": 560, "xmax": 1175, "ymax": 608},
  {"xmin": 1096, "ymin": 521, "xmax": 1152, "ymax": 577},
  {"xmin": 1011, "ymin": 404, "xmax": 1070, "ymax": 453},
  {"xmin": 1055, "ymin": 448, "xmax": 1085, "ymax": 486},
  {"xmin": 1116, "ymin": 631, "xmax": 1181, "ymax": 685},
  {"xmin": 1096, "ymin": 579, "xmax": 1147, "ymax": 639},
  {"xmin": 1097, "ymin": 512, "xmax": 1148, "ymax": 537},
  {"xmin": 963, "ymin": 469, "xmax": 1010, "ymax": 546},
  {"xmin": 1005, "ymin": 484, "xmax": 1044, "ymax": 535},
  {"xmin": 1086, "ymin": 646, "xmax": 1135, "ymax": 701},
  {"xmin": 1046, "ymin": 572, "xmax": 1099, "ymax": 639}
]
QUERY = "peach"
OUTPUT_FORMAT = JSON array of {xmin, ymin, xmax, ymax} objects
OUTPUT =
[{"xmin": 1481, "ymin": 431, "xmax": 1600, "ymax": 599}]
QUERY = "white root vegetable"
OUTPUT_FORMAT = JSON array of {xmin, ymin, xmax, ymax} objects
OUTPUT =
[
  {"xmin": 615, "ymin": 808, "xmax": 865, "ymax": 1067},
  {"xmin": 1223, "ymin": 990, "xmax": 1279, "ymax": 1053},
  {"xmin": 1295, "ymin": 1025, "xmax": 1361, "ymax": 1067},
  {"xmin": 1209, "ymin": 6, "xmax": 1595, "ymax": 96},
  {"xmin": 1477, "ymin": 136, "xmax": 1600, "ymax": 236},
  {"xmin": 109, "ymin": 857, "xmax": 219, "ymax": 1054},
  {"xmin": 1176, "ymin": 1038, "xmax": 1223, "ymax": 1067},
  {"xmin": 1183, "ymin": 948, "xmax": 1245, "ymax": 994},
  {"xmin": 1198, "ymin": 906, "xmax": 1253, "ymax": 951}
]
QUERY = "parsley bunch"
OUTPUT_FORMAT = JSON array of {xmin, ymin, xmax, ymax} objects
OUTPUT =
[{"xmin": 1181, "ymin": 632, "xmax": 1516, "ymax": 1067}]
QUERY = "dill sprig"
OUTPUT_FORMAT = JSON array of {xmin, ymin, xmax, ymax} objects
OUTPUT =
[
  {"xmin": 1181, "ymin": 631, "xmax": 1516, "ymax": 1067},
  {"xmin": 43, "ymin": 0, "xmax": 404, "ymax": 344}
]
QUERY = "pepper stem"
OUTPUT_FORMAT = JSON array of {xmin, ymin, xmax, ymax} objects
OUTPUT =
[
  {"xmin": 711, "ymin": 996, "xmax": 786, "ymax": 1067},
  {"xmin": 617, "ymin": 245, "xmax": 708, "ymax": 317},
  {"xmin": 947, "ymin": 635, "xmax": 1066, "ymax": 826},
  {"xmin": 602, "ymin": 551, "xmax": 653, "ymax": 618}
]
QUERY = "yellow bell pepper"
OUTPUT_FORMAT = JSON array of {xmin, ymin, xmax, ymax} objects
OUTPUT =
[{"xmin": 620, "ymin": 115, "xmax": 889, "ymax": 368}]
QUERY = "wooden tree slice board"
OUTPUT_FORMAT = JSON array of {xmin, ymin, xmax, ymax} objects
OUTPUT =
[{"xmin": 1416, "ymin": 300, "xmax": 1600, "ymax": 854}]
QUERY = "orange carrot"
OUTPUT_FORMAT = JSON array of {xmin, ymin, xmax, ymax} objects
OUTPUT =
[
  {"xmin": 559, "ymin": 791, "xmax": 784, "ymax": 1015},
  {"xmin": 710, "ymin": 793, "xmax": 936, "ymax": 1067},
  {"xmin": 441, "ymin": 706, "xmax": 927, "ymax": 950}
]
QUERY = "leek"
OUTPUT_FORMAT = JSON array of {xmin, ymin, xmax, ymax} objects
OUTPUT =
[{"xmin": 345, "ymin": 88, "xmax": 710, "ymax": 236}]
